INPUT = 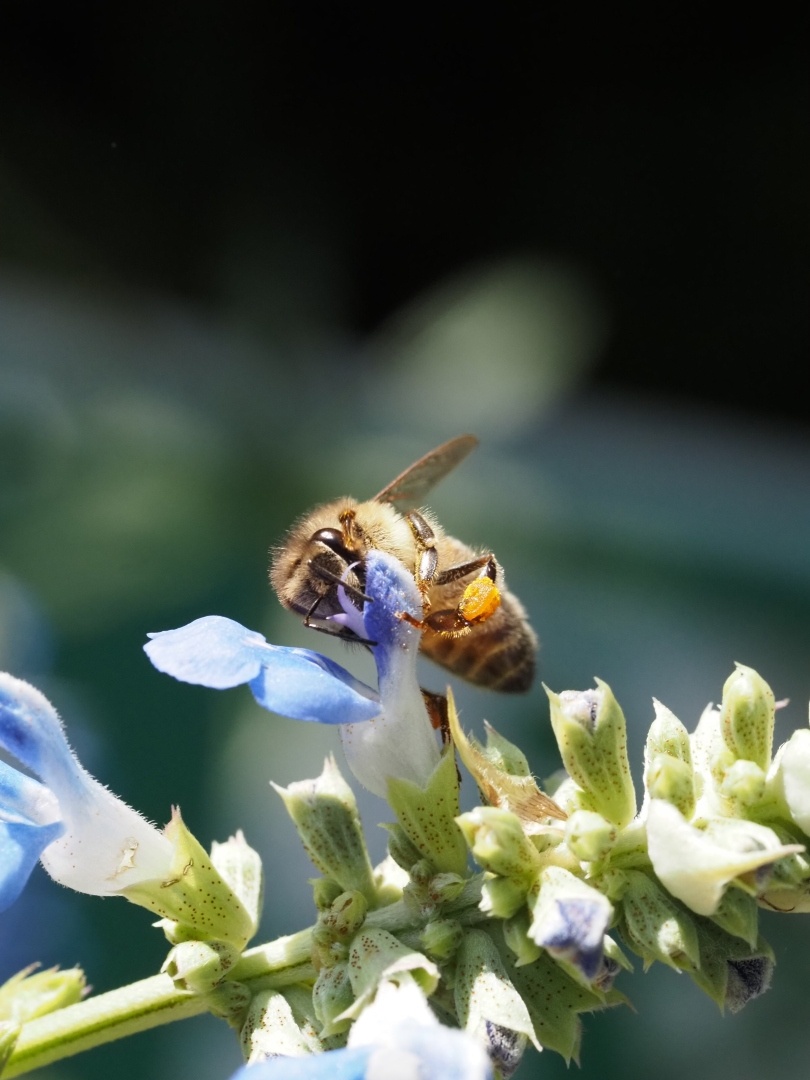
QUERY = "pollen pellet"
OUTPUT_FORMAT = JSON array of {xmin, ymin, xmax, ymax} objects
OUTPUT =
[{"xmin": 459, "ymin": 577, "xmax": 501, "ymax": 624}]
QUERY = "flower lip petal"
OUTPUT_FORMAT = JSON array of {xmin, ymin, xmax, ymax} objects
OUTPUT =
[
  {"xmin": 144, "ymin": 616, "xmax": 271, "ymax": 689},
  {"xmin": 249, "ymin": 650, "xmax": 380, "ymax": 725},
  {"xmin": 144, "ymin": 616, "xmax": 381, "ymax": 726}
]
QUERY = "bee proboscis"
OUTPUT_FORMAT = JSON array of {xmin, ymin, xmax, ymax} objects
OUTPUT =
[{"xmin": 269, "ymin": 435, "xmax": 538, "ymax": 692}]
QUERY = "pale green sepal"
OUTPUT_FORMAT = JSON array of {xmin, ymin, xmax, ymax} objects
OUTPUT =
[
  {"xmin": 647, "ymin": 800, "xmax": 804, "ymax": 916},
  {"xmin": 313, "ymin": 961, "xmax": 354, "ymax": 1037},
  {"xmin": 312, "ymin": 891, "xmax": 368, "ymax": 968},
  {"xmin": 643, "ymin": 705, "xmax": 695, "ymax": 817},
  {"xmin": 502, "ymin": 910, "xmax": 543, "ymax": 967},
  {"xmin": 647, "ymin": 700, "xmax": 693, "ymax": 763},
  {"xmin": 689, "ymin": 920, "xmax": 774, "ymax": 1013},
  {"xmin": 210, "ymin": 830, "xmax": 263, "ymax": 937},
  {"xmin": 404, "ymin": 864, "xmax": 465, "ymax": 918},
  {"xmin": 481, "ymin": 874, "xmax": 532, "ymax": 920},
  {"xmin": 720, "ymin": 664, "xmax": 774, "ymax": 770},
  {"xmin": 617, "ymin": 869, "xmax": 699, "ymax": 970},
  {"xmin": 565, "ymin": 810, "xmax": 617, "ymax": 863},
  {"xmin": 602, "ymin": 935, "xmax": 633, "ymax": 976},
  {"xmin": 206, "ymin": 981, "xmax": 252, "ymax": 1029},
  {"xmin": 162, "ymin": 939, "xmax": 239, "ymax": 993},
  {"xmin": 123, "ymin": 809, "xmax": 255, "ymax": 948},
  {"xmin": 546, "ymin": 681, "xmax": 636, "ymax": 827},
  {"xmin": 454, "ymin": 929, "xmax": 541, "ymax": 1051},
  {"xmin": 0, "ymin": 1021, "xmax": 19, "ymax": 1070},
  {"xmin": 421, "ymin": 917, "xmax": 464, "ymax": 961},
  {"xmin": 312, "ymin": 878, "xmax": 344, "ymax": 911},
  {"xmin": 768, "ymin": 728, "xmax": 810, "ymax": 835},
  {"xmin": 240, "ymin": 988, "xmax": 323, "ymax": 1062},
  {"xmin": 456, "ymin": 806, "xmax": 542, "ymax": 884},
  {"xmin": 0, "ymin": 965, "xmax": 86, "ymax": 1024},
  {"xmin": 320, "ymin": 890, "xmax": 368, "ymax": 942},
  {"xmin": 482, "ymin": 721, "xmax": 532, "ymax": 776},
  {"xmin": 711, "ymin": 888, "xmax": 759, "ymax": 946},
  {"xmin": 505, "ymin": 949, "xmax": 609, "ymax": 1063},
  {"xmin": 387, "ymin": 748, "xmax": 467, "ymax": 876},
  {"xmin": 272, "ymin": 757, "xmax": 377, "ymax": 904},
  {"xmin": 382, "ymin": 823, "xmax": 424, "ymax": 872},
  {"xmin": 338, "ymin": 928, "xmax": 439, "ymax": 1021},
  {"xmin": 758, "ymin": 844, "xmax": 810, "ymax": 911},
  {"xmin": 720, "ymin": 759, "xmax": 766, "ymax": 807},
  {"xmin": 644, "ymin": 701, "xmax": 695, "ymax": 816}
]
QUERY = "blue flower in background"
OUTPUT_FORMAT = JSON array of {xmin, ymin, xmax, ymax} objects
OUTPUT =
[
  {"xmin": 0, "ymin": 674, "xmax": 174, "ymax": 913},
  {"xmin": 229, "ymin": 981, "xmax": 492, "ymax": 1080},
  {"xmin": 145, "ymin": 551, "xmax": 441, "ymax": 796}
]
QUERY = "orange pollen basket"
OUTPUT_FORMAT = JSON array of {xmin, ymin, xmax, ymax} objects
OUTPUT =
[{"xmin": 458, "ymin": 578, "xmax": 501, "ymax": 624}]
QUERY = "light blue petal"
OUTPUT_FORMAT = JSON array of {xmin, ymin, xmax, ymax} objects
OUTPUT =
[
  {"xmin": 229, "ymin": 1047, "xmax": 371, "ymax": 1080},
  {"xmin": 0, "ymin": 760, "xmax": 64, "ymax": 912},
  {"xmin": 249, "ymin": 649, "xmax": 379, "ymax": 725},
  {"xmin": 145, "ymin": 617, "xmax": 380, "ymax": 725},
  {"xmin": 0, "ymin": 674, "xmax": 81, "ymax": 786},
  {"xmin": 144, "ymin": 616, "xmax": 272, "ymax": 688},
  {"xmin": 0, "ymin": 818, "xmax": 64, "ymax": 911}
]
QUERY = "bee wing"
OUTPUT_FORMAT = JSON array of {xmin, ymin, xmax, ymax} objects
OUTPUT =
[{"xmin": 373, "ymin": 434, "xmax": 479, "ymax": 508}]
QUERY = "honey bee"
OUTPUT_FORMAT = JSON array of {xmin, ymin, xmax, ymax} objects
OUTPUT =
[{"xmin": 269, "ymin": 435, "xmax": 538, "ymax": 692}]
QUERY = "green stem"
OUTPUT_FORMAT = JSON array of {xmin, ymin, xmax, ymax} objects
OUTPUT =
[
  {"xmin": 3, "ymin": 973, "xmax": 207, "ymax": 1078},
  {"xmin": 4, "ymin": 881, "xmax": 487, "ymax": 1076}
]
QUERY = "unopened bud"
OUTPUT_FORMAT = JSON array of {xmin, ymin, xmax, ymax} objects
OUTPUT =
[
  {"xmin": 547, "ymin": 681, "xmax": 636, "ymax": 827},
  {"xmin": 0, "ymin": 965, "xmax": 86, "ymax": 1024},
  {"xmin": 313, "ymin": 961, "xmax": 354, "ymax": 1037},
  {"xmin": 720, "ymin": 665, "xmax": 775, "ymax": 770},
  {"xmin": 618, "ymin": 869, "xmax": 699, "ymax": 970},
  {"xmin": 565, "ymin": 810, "xmax": 617, "ymax": 863},
  {"xmin": 421, "ymin": 918, "xmax": 464, "ymax": 961},
  {"xmin": 273, "ymin": 757, "xmax": 377, "ymax": 903},
  {"xmin": 162, "ymin": 939, "xmax": 239, "ymax": 993}
]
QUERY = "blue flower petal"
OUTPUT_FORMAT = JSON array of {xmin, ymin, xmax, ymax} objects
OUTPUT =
[
  {"xmin": 0, "ymin": 674, "xmax": 80, "ymax": 786},
  {"xmin": 534, "ymin": 897, "xmax": 607, "ymax": 980},
  {"xmin": 362, "ymin": 551, "xmax": 423, "ymax": 678},
  {"xmin": 145, "ymin": 616, "xmax": 272, "ymax": 688},
  {"xmin": 0, "ymin": 760, "xmax": 63, "ymax": 912},
  {"xmin": 249, "ymin": 649, "xmax": 380, "ymax": 725},
  {"xmin": 145, "ymin": 617, "xmax": 380, "ymax": 726},
  {"xmin": 229, "ymin": 1048, "xmax": 371, "ymax": 1080}
]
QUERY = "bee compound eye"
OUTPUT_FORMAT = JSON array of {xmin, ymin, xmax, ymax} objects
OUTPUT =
[{"xmin": 310, "ymin": 528, "xmax": 354, "ymax": 563}]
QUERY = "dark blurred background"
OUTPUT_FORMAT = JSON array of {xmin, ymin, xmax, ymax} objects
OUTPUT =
[{"xmin": 1, "ymin": 6, "xmax": 808, "ymax": 1080}]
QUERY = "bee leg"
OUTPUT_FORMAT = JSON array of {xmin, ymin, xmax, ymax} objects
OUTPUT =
[
  {"xmin": 433, "ymin": 553, "xmax": 498, "ymax": 587},
  {"xmin": 421, "ymin": 688, "xmax": 450, "ymax": 738},
  {"xmin": 403, "ymin": 510, "xmax": 439, "ymax": 601},
  {"xmin": 405, "ymin": 571, "xmax": 502, "ymax": 638}
]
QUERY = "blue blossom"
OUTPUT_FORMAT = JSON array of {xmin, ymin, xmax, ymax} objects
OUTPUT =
[
  {"xmin": 0, "ymin": 674, "xmax": 174, "ymax": 912},
  {"xmin": 230, "ymin": 981, "xmax": 492, "ymax": 1080},
  {"xmin": 145, "ymin": 552, "xmax": 440, "ymax": 796}
]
